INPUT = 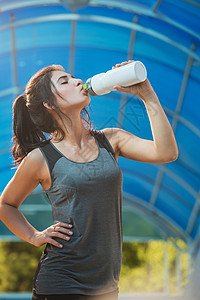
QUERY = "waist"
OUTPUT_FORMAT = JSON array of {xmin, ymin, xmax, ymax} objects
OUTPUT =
[{"xmin": 32, "ymin": 288, "xmax": 119, "ymax": 299}]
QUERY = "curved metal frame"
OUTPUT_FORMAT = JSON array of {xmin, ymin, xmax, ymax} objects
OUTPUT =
[
  {"xmin": 123, "ymin": 192, "xmax": 192, "ymax": 244},
  {"xmin": 0, "ymin": 13, "xmax": 198, "ymax": 144},
  {"xmin": 90, "ymin": 0, "xmax": 200, "ymax": 41},
  {"xmin": 0, "ymin": 0, "xmax": 199, "ymax": 41},
  {"xmin": 0, "ymin": 14, "xmax": 199, "ymax": 62}
]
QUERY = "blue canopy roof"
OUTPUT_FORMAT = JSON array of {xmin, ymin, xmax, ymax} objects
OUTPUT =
[{"xmin": 0, "ymin": 0, "xmax": 199, "ymax": 255}]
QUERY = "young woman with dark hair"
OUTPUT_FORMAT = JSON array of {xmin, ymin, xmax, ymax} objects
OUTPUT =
[{"xmin": 0, "ymin": 60, "xmax": 178, "ymax": 300}]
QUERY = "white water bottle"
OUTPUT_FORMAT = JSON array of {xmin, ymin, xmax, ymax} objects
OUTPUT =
[{"xmin": 83, "ymin": 61, "xmax": 147, "ymax": 96}]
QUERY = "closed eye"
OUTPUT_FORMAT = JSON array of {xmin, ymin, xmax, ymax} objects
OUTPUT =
[{"xmin": 59, "ymin": 75, "xmax": 74, "ymax": 85}]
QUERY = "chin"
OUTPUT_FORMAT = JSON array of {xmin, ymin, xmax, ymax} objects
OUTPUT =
[{"xmin": 83, "ymin": 96, "xmax": 91, "ymax": 107}]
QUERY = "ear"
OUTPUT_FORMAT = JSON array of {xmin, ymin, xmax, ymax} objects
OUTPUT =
[{"xmin": 43, "ymin": 102, "xmax": 55, "ymax": 110}]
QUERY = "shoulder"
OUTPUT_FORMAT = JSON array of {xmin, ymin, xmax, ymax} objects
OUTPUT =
[
  {"xmin": 101, "ymin": 127, "xmax": 121, "ymax": 145},
  {"xmin": 100, "ymin": 128, "xmax": 121, "ymax": 159},
  {"xmin": 101, "ymin": 127, "xmax": 136, "ymax": 143},
  {"xmin": 18, "ymin": 147, "xmax": 47, "ymax": 178},
  {"xmin": 26, "ymin": 147, "xmax": 46, "ymax": 165},
  {"xmin": 23, "ymin": 140, "xmax": 50, "ymax": 165},
  {"xmin": 101, "ymin": 127, "xmax": 120, "ymax": 138}
]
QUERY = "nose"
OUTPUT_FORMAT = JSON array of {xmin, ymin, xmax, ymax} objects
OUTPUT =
[{"xmin": 74, "ymin": 78, "xmax": 82, "ymax": 86}]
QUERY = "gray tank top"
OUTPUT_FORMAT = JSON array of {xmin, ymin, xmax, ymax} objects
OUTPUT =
[{"xmin": 33, "ymin": 130, "xmax": 123, "ymax": 296}]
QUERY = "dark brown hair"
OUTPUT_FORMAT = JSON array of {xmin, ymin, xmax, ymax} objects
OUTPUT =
[{"xmin": 12, "ymin": 65, "xmax": 93, "ymax": 165}]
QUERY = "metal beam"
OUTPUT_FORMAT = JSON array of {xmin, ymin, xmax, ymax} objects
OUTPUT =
[
  {"xmin": 117, "ymin": 14, "xmax": 138, "ymax": 128},
  {"xmin": 186, "ymin": 191, "xmax": 200, "ymax": 234},
  {"xmin": 0, "ymin": 14, "xmax": 199, "ymax": 62},
  {"xmin": 10, "ymin": 14, "xmax": 18, "ymax": 93},
  {"xmin": 176, "ymin": 249, "xmax": 182, "ymax": 295},
  {"xmin": 171, "ymin": 43, "xmax": 199, "ymax": 238},
  {"xmin": 182, "ymin": 0, "xmax": 200, "ymax": 9},
  {"xmin": 192, "ymin": 225, "xmax": 200, "ymax": 256},
  {"xmin": 0, "ymin": 235, "xmax": 20, "ymax": 241},
  {"xmin": 69, "ymin": 10, "xmax": 77, "ymax": 74},
  {"xmin": 62, "ymin": 0, "xmax": 89, "ymax": 10},
  {"xmin": 127, "ymin": 15, "xmax": 138, "ymax": 60},
  {"xmin": 150, "ymin": 42, "xmax": 196, "ymax": 206},
  {"xmin": 172, "ymin": 43, "xmax": 196, "ymax": 131},
  {"xmin": 123, "ymin": 166, "xmax": 199, "ymax": 216},
  {"xmin": 150, "ymin": 164, "xmax": 165, "ymax": 206},
  {"xmin": 163, "ymin": 241, "xmax": 169, "ymax": 293},
  {"xmin": 90, "ymin": 0, "xmax": 200, "ymax": 41},
  {"xmin": 152, "ymin": 0, "xmax": 163, "ymax": 13},
  {"xmin": 0, "ymin": 87, "xmax": 20, "ymax": 98},
  {"xmin": 165, "ymin": 107, "xmax": 200, "ymax": 138},
  {"xmin": 0, "ymin": 0, "xmax": 60, "ymax": 12},
  {"xmin": 163, "ymin": 167, "xmax": 198, "ymax": 200}
]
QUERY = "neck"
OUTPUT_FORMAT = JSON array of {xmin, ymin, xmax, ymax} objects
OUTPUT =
[{"xmin": 53, "ymin": 113, "xmax": 91, "ymax": 148}]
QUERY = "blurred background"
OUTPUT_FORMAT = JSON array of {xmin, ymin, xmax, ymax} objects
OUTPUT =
[{"xmin": 0, "ymin": 0, "xmax": 199, "ymax": 299}]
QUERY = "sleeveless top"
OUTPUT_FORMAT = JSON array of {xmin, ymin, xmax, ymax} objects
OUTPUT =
[{"xmin": 33, "ymin": 130, "xmax": 123, "ymax": 296}]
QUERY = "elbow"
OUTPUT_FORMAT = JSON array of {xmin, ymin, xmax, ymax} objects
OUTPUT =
[
  {"xmin": 170, "ymin": 145, "xmax": 179, "ymax": 162},
  {"xmin": 156, "ymin": 144, "xmax": 179, "ymax": 163},
  {"xmin": 0, "ymin": 201, "xmax": 15, "ymax": 220},
  {"xmin": 0, "ymin": 201, "xmax": 4, "ymax": 220},
  {"xmin": 169, "ymin": 153, "xmax": 178, "ymax": 162},
  {"xmin": 162, "ymin": 149, "xmax": 179, "ymax": 163},
  {"xmin": 173, "ymin": 149, "xmax": 179, "ymax": 161}
]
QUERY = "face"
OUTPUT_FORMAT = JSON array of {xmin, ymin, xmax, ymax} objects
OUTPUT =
[{"xmin": 50, "ymin": 70, "xmax": 90, "ymax": 112}]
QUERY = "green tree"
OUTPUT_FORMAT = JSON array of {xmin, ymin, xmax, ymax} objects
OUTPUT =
[
  {"xmin": 119, "ymin": 240, "xmax": 189, "ymax": 294},
  {"xmin": 0, "ymin": 240, "xmax": 189, "ymax": 294},
  {"xmin": 0, "ymin": 242, "xmax": 45, "ymax": 292}
]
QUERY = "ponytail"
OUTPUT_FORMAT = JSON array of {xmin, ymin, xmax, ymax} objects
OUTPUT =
[{"xmin": 12, "ymin": 94, "xmax": 46, "ymax": 165}]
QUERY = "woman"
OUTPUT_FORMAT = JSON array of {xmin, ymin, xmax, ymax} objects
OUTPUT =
[{"xmin": 0, "ymin": 61, "xmax": 178, "ymax": 300}]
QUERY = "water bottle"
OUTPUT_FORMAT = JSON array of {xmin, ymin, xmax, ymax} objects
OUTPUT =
[{"xmin": 83, "ymin": 61, "xmax": 147, "ymax": 96}]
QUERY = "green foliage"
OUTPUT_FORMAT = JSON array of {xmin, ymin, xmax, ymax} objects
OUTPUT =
[
  {"xmin": 121, "ymin": 242, "xmax": 146, "ymax": 268},
  {"xmin": 119, "ymin": 240, "xmax": 189, "ymax": 295},
  {"xmin": 0, "ymin": 240, "xmax": 189, "ymax": 294},
  {"xmin": 119, "ymin": 241, "xmax": 164, "ymax": 293},
  {"xmin": 0, "ymin": 242, "xmax": 45, "ymax": 292}
]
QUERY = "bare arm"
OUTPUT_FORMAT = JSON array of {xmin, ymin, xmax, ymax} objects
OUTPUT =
[
  {"xmin": 0, "ymin": 149, "xmax": 73, "ymax": 247},
  {"xmin": 108, "ymin": 60, "xmax": 178, "ymax": 163}
]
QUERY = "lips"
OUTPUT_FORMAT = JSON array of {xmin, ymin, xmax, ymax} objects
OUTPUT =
[{"xmin": 81, "ymin": 86, "xmax": 88, "ymax": 94}]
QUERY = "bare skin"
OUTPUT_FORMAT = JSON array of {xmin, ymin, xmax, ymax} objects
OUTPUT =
[{"xmin": 0, "ymin": 60, "xmax": 178, "ymax": 248}]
